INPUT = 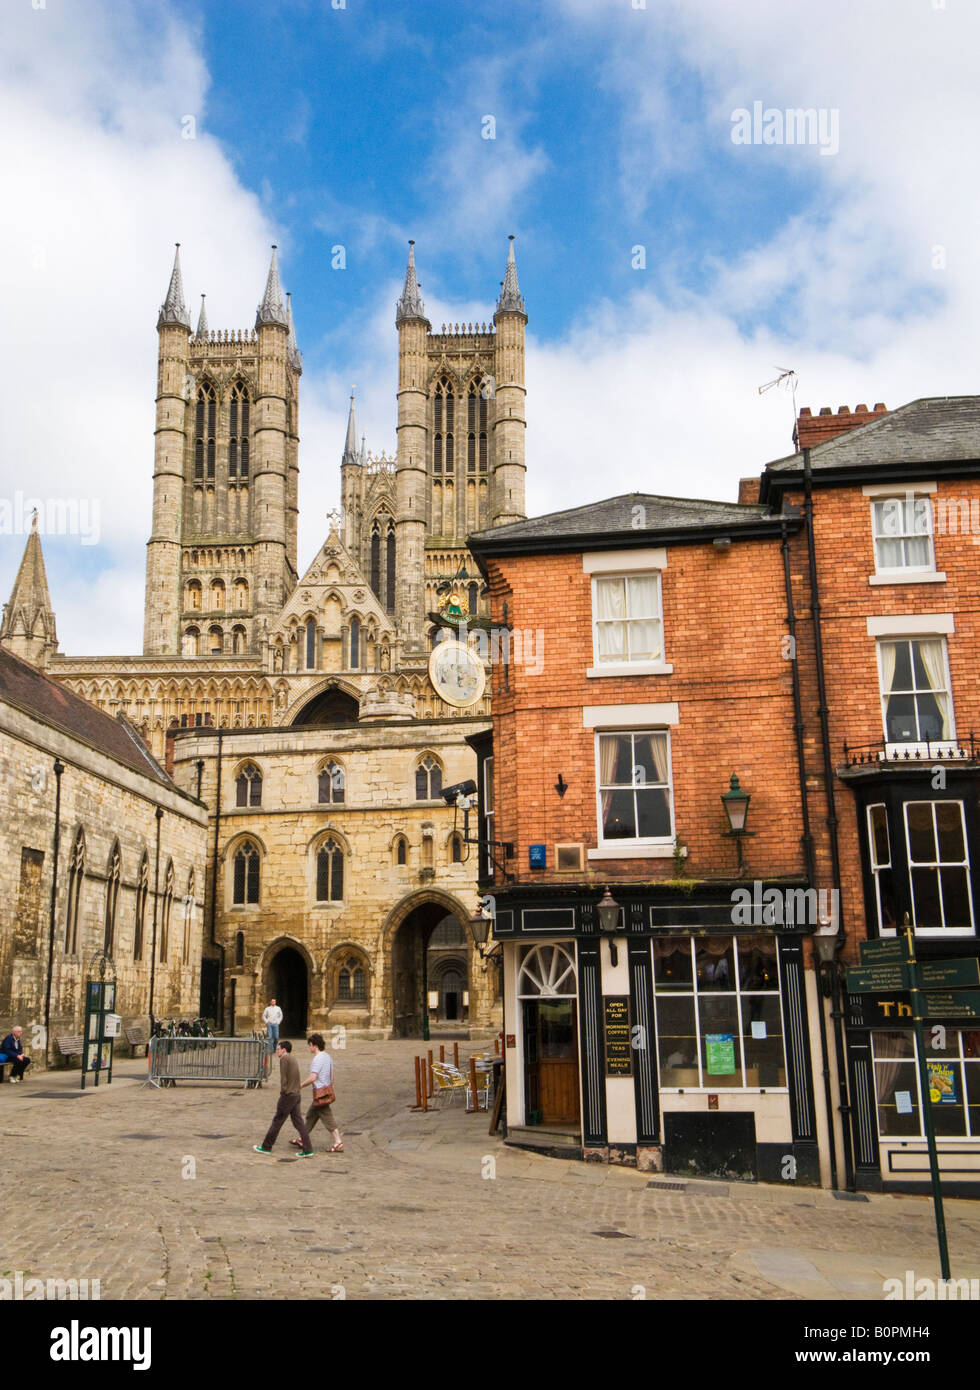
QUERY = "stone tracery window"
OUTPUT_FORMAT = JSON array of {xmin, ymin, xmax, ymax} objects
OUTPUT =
[
  {"xmin": 337, "ymin": 954, "xmax": 367, "ymax": 1002},
  {"xmin": 228, "ymin": 380, "xmax": 250, "ymax": 479},
  {"xmin": 318, "ymin": 760, "xmax": 345, "ymax": 805},
  {"xmin": 64, "ymin": 828, "xmax": 85, "ymax": 954},
  {"xmin": 133, "ymin": 852, "xmax": 149, "ymax": 961},
  {"xmin": 415, "ymin": 755, "xmax": 442, "ymax": 801},
  {"xmin": 316, "ymin": 837, "xmax": 344, "ymax": 902},
  {"xmin": 236, "ymin": 763, "xmax": 262, "ymax": 807},
  {"xmin": 233, "ymin": 840, "xmax": 260, "ymax": 905},
  {"xmin": 195, "ymin": 381, "xmax": 217, "ymax": 481},
  {"xmin": 103, "ymin": 842, "xmax": 121, "ymax": 955}
]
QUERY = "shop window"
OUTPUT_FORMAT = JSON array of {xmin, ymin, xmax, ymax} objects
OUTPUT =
[
  {"xmin": 592, "ymin": 572, "xmax": 662, "ymax": 666},
  {"xmin": 877, "ymin": 637, "xmax": 952, "ymax": 746},
  {"xmin": 871, "ymin": 495, "xmax": 934, "ymax": 574},
  {"xmin": 596, "ymin": 730, "xmax": 672, "ymax": 845},
  {"xmin": 867, "ymin": 804, "xmax": 897, "ymax": 932},
  {"xmin": 873, "ymin": 1028, "xmax": 980, "ymax": 1139},
  {"xmin": 904, "ymin": 800, "xmax": 973, "ymax": 933},
  {"xmin": 653, "ymin": 935, "xmax": 785, "ymax": 1090}
]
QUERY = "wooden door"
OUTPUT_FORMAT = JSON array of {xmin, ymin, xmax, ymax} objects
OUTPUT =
[{"xmin": 523, "ymin": 999, "xmax": 580, "ymax": 1124}]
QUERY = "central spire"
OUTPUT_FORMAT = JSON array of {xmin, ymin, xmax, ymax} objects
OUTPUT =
[
  {"xmin": 256, "ymin": 245, "xmax": 288, "ymax": 329},
  {"xmin": 395, "ymin": 240, "xmax": 427, "ymax": 324},
  {"xmin": 195, "ymin": 293, "xmax": 208, "ymax": 340},
  {"xmin": 495, "ymin": 235, "xmax": 526, "ymax": 316},
  {"xmin": 157, "ymin": 243, "xmax": 191, "ymax": 331}
]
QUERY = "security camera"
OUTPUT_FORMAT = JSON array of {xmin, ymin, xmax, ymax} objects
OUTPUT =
[{"xmin": 442, "ymin": 779, "xmax": 478, "ymax": 807}]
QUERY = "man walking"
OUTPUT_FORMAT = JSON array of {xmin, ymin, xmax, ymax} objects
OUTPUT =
[
  {"xmin": 253, "ymin": 1041, "xmax": 313, "ymax": 1156},
  {"xmin": 0, "ymin": 1026, "xmax": 31, "ymax": 1083},
  {"xmin": 295, "ymin": 1033, "xmax": 343, "ymax": 1153},
  {"xmin": 262, "ymin": 998, "xmax": 283, "ymax": 1046}
]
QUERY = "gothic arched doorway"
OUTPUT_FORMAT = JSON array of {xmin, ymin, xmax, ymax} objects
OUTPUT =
[
  {"xmin": 292, "ymin": 686, "xmax": 359, "ymax": 725},
  {"xmin": 390, "ymin": 900, "xmax": 467, "ymax": 1038},
  {"xmin": 267, "ymin": 945, "xmax": 309, "ymax": 1037}
]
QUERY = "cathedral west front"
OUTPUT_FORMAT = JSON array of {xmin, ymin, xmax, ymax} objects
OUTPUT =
[{"xmin": 1, "ymin": 238, "xmax": 528, "ymax": 1039}]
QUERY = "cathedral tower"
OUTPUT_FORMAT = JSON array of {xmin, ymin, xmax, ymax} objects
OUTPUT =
[{"xmin": 143, "ymin": 246, "xmax": 300, "ymax": 658}]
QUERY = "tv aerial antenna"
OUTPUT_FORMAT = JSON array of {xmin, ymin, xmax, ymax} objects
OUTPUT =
[{"xmin": 759, "ymin": 367, "xmax": 800, "ymax": 449}]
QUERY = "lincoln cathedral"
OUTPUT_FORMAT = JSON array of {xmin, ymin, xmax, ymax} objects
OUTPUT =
[{"xmin": 0, "ymin": 239, "xmax": 527, "ymax": 1039}]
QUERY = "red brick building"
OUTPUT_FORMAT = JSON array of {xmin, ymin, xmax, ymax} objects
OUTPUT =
[{"xmin": 468, "ymin": 396, "xmax": 980, "ymax": 1192}]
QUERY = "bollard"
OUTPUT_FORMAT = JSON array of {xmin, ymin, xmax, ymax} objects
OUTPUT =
[
  {"xmin": 453, "ymin": 1041, "xmax": 459, "ymax": 1069},
  {"xmin": 440, "ymin": 1045, "xmax": 445, "ymax": 1063},
  {"xmin": 421, "ymin": 1057, "xmax": 428, "ymax": 1112},
  {"xmin": 494, "ymin": 1034, "xmax": 501, "ymax": 1056},
  {"xmin": 427, "ymin": 1049, "xmax": 434, "ymax": 1099},
  {"xmin": 413, "ymin": 1054, "xmax": 422, "ymax": 1109},
  {"xmin": 469, "ymin": 1056, "xmax": 479, "ymax": 1113}
]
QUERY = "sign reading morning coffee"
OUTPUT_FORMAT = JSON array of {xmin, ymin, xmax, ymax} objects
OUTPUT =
[{"xmin": 603, "ymin": 996, "xmax": 633, "ymax": 1077}]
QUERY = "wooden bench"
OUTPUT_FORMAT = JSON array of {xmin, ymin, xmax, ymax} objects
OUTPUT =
[
  {"xmin": 56, "ymin": 1034, "xmax": 84, "ymax": 1068},
  {"xmin": 124, "ymin": 1025, "xmax": 148, "ymax": 1058}
]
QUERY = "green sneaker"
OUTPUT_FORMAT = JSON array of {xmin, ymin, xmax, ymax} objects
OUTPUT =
[
  {"xmin": 252, "ymin": 1145, "xmax": 272, "ymax": 1154},
  {"xmin": 296, "ymin": 1149, "xmax": 315, "ymax": 1158}
]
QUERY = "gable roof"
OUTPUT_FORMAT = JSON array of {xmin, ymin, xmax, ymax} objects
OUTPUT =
[
  {"xmin": 0, "ymin": 645, "xmax": 173, "ymax": 788},
  {"xmin": 765, "ymin": 396, "xmax": 980, "ymax": 476}
]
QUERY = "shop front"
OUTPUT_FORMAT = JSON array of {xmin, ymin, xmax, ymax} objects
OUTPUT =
[{"xmin": 495, "ymin": 890, "xmax": 822, "ymax": 1183}]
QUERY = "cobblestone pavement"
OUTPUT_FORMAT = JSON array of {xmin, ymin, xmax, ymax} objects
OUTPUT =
[{"xmin": 3, "ymin": 1038, "xmax": 979, "ymax": 1301}]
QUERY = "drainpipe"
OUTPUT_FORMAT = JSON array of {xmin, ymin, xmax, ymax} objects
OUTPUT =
[
  {"xmin": 43, "ymin": 758, "xmax": 65, "ymax": 1068},
  {"xmin": 782, "ymin": 522, "xmax": 838, "ymax": 1188},
  {"xmin": 209, "ymin": 730, "xmax": 226, "ymax": 1031},
  {"xmin": 802, "ymin": 448, "xmax": 855, "ymax": 1191},
  {"xmin": 148, "ymin": 806, "xmax": 163, "ymax": 1035},
  {"xmin": 195, "ymin": 758, "xmax": 204, "ymax": 801}
]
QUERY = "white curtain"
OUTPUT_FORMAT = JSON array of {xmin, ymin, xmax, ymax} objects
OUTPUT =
[
  {"xmin": 880, "ymin": 640, "xmax": 898, "ymax": 734},
  {"xmin": 874, "ymin": 499, "xmax": 904, "ymax": 568},
  {"xmin": 595, "ymin": 578, "xmax": 626, "ymax": 660},
  {"xmin": 598, "ymin": 734, "xmax": 620, "ymax": 825},
  {"xmin": 646, "ymin": 732, "xmax": 669, "ymax": 785},
  {"xmin": 906, "ymin": 497, "xmax": 932, "ymax": 567},
  {"xmin": 918, "ymin": 638, "xmax": 950, "ymax": 738}
]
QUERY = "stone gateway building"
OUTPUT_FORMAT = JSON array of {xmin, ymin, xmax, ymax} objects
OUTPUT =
[{"xmin": 2, "ymin": 240, "xmax": 528, "ymax": 1038}]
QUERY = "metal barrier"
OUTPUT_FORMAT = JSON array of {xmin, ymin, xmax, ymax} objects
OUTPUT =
[{"xmin": 147, "ymin": 1036, "xmax": 267, "ymax": 1089}]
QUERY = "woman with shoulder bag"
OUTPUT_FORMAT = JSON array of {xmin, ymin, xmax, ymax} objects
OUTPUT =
[{"xmin": 293, "ymin": 1032, "xmax": 343, "ymax": 1153}]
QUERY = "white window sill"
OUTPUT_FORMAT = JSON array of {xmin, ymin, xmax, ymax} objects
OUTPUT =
[
  {"xmin": 587, "ymin": 662, "xmax": 674, "ymax": 678},
  {"xmin": 588, "ymin": 844, "xmax": 679, "ymax": 860},
  {"xmin": 869, "ymin": 571, "xmax": 946, "ymax": 586}
]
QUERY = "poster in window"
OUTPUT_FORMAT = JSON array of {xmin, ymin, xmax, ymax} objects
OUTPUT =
[
  {"xmin": 927, "ymin": 1062, "xmax": 958, "ymax": 1104},
  {"xmin": 705, "ymin": 1033, "xmax": 736, "ymax": 1075}
]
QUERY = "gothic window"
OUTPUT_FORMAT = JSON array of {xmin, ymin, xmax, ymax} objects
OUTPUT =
[
  {"xmin": 386, "ymin": 523, "xmax": 396, "ymax": 612},
  {"xmin": 235, "ymin": 929, "xmax": 244, "ymax": 967},
  {"xmin": 451, "ymin": 833, "xmax": 463, "ymax": 864},
  {"xmin": 370, "ymin": 523, "xmax": 381, "ymax": 600},
  {"xmin": 316, "ymin": 838, "xmax": 344, "ymax": 902},
  {"xmin": 195, "ymin": 382, "xmax": 217, "ymax": 482},
  {"xmin": 337, "ymin": 955, "xmax": 367, "ymax": 1001},
  {"xmin": 415, "ymin": 755, "xmax": 443, "ymax": 801},
  {"xmin": 233, "ymin": 840, "xmax": 260, "ymax": 905},
  {"xmin": 305, "ymin": 617, "xmax": 317, "ymax": 670},
  {"xmin": 64, "ymin": 828, "xmax": 85, "ymax": 953},
  {"xmin": 318, "ymin": 761, "xmax": 345, "ymax": 804},
  {"xmin": 468, "ymin": 432, "xmax": 476, "ymax": 472},
  {"xmin": 395, "ymin": 835, "xmax": 408, "ymax": 866},
  {"xmin": 229, "ymin": 381, "xmax": 250, "ymax": 479},
  {"xmin": 350, "ymin": 616, "xmax": 360, "ymax": 670},
  {"xmin": 234, "ymin": 579, "xmax": 248, "ymax": 609},
  {"xmin": 103, "ymin": 842, "xmax": 121, "ymax": 955},
  {"xmin": 160, "ymin": 861, "xmax": 174, "ymax": 962},
  {"xmin": 183, "ymin": 871, "xmax": 195, "ymax": 964},
  {"xmin": 434, "ymin": 377, "xmax": 455, "ymax": 475},
  {"xmin": 479, "ymin": 431, "xmax": 487, "ymax": 471},
  {"xmin": 186, "ymin": 581, "xmax": 202, "ymax": 611},
  {"xmin": 209, "ymin": 626, "xmax": 223, "ymax": 656},
  {"xmin": 211, "ymin": 579, "xmax": 225, "ymax": 611},
  {"xmin": 133, "ymin": 853, "xmax": 149, "ymax": 961},
  {"xmin": 183, "ymin": 627, "xmax": 200, "ymax": 657},
  {"xmin": 232, "ymin": 625, "xmax": 246, "ymax": 654},
  {"xmin": 468, "ymin": 582, "xmax": 479, "ymax": 617},
  {"xmin": 236, "ymin": 763, "xmax": 262, "ymax": 807}
]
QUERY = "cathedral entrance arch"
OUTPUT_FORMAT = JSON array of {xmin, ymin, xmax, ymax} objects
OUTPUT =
[
  {"xmin": 263, "ymin": 940, "xmax": 310, "ymax": 1037},
  {"xmin": 382, "ymin": 892, "xmax": 472, "ymax": 1039},
  {"xmin": 292, "ymin": 683, "xmax": 359, "ymax": 726}
]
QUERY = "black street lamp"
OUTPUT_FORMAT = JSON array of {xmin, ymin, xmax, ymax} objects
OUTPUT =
[{"xmin": 597, "ymin": 886, "xmax": 620, "ymax": 966}]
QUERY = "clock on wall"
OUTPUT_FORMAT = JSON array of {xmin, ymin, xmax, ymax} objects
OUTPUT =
[{"xmin": 428, "ymin": 639, "xmax": 486, "ymax": 709}]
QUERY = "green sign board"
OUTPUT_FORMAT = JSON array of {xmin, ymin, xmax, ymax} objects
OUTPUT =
[
  {"xmin": 847, "ymin": 963, "xmax": 909, "ymax": 994},
  {"xmin": 705, "ymin": 1033, "xmax": 736, "ymax": 1076},
  {"xmin": 859, "ymin": 937, "xmax": 905, "ymax": 965},
  {"xmin": 923, "ymin": 991, "xmax": 980, "ymax": 1021},
  {"xmin": 919, "ymin": 959, "xmax": 980, "ymax": 991}
]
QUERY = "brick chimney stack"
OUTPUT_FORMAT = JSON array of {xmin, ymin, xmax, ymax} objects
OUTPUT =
[{"xmin": 795, "ymin": 402, "xmax": 888, "ymax": 451}]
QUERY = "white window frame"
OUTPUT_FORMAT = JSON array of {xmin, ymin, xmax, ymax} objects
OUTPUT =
[
  {"xmin": 866, "ymin": 803, "xmax": 897, "ymax": 935},
  {"xmin": 591, "ymin": 727, "xmax": 675, "ymax": 859},
  {"xmin": 875, "ymin": 634, "xmax": 955, "ymax": 754},
  {"xmin": 903, "ymin": 799, "xmax": 974, "ymax": 937},
  {"xmin": 584, "ymin": 550, "xmax": 672, "ymax": 677},
  {"xmin": 863, "ymin": 483, "xmax": 944, "ymax": 585},
  {"xmin": 872, "ymin": 1028, "xmax": 980, "ymax": 1140}
]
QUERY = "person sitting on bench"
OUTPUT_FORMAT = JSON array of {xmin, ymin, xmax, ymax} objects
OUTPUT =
[{"xmin": 0, "ymin": 1027, "xmax": 30, "ymax": 1083}]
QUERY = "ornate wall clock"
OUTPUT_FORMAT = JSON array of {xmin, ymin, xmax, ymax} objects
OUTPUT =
[{"xmin": 428, "ymin": 639, "xmax": 486, "ymax": 708}]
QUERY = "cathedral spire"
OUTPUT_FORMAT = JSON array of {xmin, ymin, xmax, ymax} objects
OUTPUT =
[
  {"xmin": 342, "ymin": 390, "xmax": 360, "ymax": 466},
  {"xmin": 256, "ymin": 244, "xmax": 288, "ymax": 329},
  {"xmin": 395, "ymin": 240, "xmax": 427, "ymax": 324},
  {"xmin": 195, "ymin": 293, "xmax": 208, "ymax": 340},
  {"xmin": 495, "ymin": 235, "xmax": 526, "ymax": 316},
  {"xmin": 157, "ymin": 243, "xmax": 191, "ymax": 331},
  {"xmin": 286, "ymin": 291, "xmax": 302, "ymax": 369},
  {"xmin": 0, "ymin": 512, "xmax": 58, "ymax": 664}
]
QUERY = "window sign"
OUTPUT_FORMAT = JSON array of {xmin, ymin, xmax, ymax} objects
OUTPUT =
[
  {"xmin": 928, "ymin": 1062, "xmax": 958, "ymax": 1105},
  {"xmin": 706, "ymin": 1034, "xmax": 736, "ymax": 1076},
  {"xmin": 896, "ymin": 1090, "xmax": 914, "ymax": 1115}
]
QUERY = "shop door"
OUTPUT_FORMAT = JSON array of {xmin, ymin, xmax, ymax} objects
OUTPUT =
[{"xmin": 523, "ymin": 999, "xmax": 580, "ymax": 1124}]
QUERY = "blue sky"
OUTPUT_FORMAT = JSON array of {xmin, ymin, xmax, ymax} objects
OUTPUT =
[{"xmin": 2, "ymin": 0, "xmax": 979, "ymax": 651}]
